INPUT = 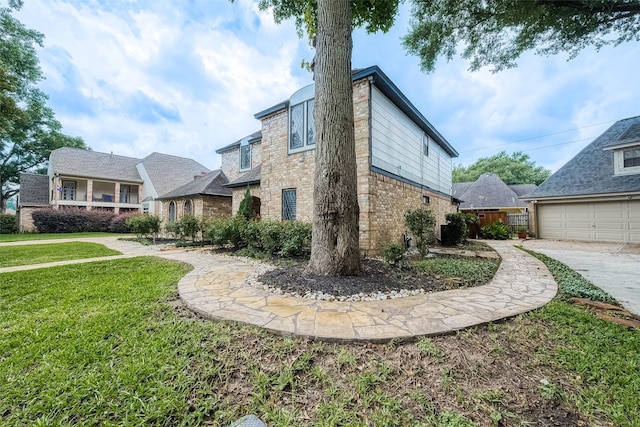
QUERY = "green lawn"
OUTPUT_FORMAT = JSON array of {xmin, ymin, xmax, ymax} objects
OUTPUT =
[
  {"xmin": 0, "ymin": 242, "xmax": 122, "ymax": 268},
  {"xmin": 0, "ymin": 232, "xmax": 127, "ymax": 243},
  {"xmin": 1, "ymin": 253, "xmax": 638, "ymax": 426}
]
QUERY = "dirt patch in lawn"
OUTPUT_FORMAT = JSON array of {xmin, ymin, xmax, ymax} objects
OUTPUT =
[{"xmin": 168, "ymin": 295, "xmax": 604, "ymax": 426}]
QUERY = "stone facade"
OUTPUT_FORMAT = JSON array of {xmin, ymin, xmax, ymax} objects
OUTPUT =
[{"xmin": 160, "ymin": 196, "xmax": 232, "ymax": 224}]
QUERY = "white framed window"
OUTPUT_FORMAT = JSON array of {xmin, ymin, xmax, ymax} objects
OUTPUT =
[
  {"xmin": 62, "ymin": 180, "xmax": 76, "ymax": 201},
  {"xmin": 613, "ymin": 145, "xmax": 640, "ymax": 175},
  {"xmin": 282, "ymin": 189, "xmax": 297, "ymax": 221},
  {"xmin": 289, "ymin": 99, "xmax": 315, "ymax": 153},
  {"xmin": 120, "ymin": 185, "xmax": 130, "ymax": 203},
  {"xmin": 239, "ymin": 137, "xmax": 251, "ymax": 171},
  {"xmin": 423, "ymin": 134, "xmax": 429, "ymax": 157}
]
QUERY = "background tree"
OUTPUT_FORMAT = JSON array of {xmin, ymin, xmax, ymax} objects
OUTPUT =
[
  {"xmin": 257, "ymin": 0, "xmax": 399, "ymax": 276},
  {"xmin": 0, "ymin": 2, "xmax": 86, "ymax": 212},
  {"xmin": 403, "ymin": 0, "xmax": 640, "ymax": 72},
  {"xmin": 452, "ymin": 151, "xmax": 551, "ymax": 185}
]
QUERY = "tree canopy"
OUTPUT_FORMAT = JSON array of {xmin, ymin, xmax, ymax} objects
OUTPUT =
[
  {"xmin": 0, "ymin": 2, "xmax": 86, "ymax": 211},
  {"xmin": 452, "ymin": 151, "xmax": 551, "ymax": 185},
  {"xmin": 403, "ymin": 0, "xmax": 640, "ymax": 72}
]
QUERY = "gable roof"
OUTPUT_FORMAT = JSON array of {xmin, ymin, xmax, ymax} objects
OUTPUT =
[
  {"xmin": 157, "ymin": 169, "xmax": 231, "ymax": 199},
  {"xmin": 526, "ymin": 116, "xmax": 640, "ymax": 199},
  {"xmin": 215, "ymin": 130, "xmax": 262, "ymax": 154},
  {"xmin": 50, "ymin": 147, "xmax": 142, "ymax": 182},
  {"xmin": 454, "ymin": 173, "xmax": 528, "ymax": 209},
  {"xmin": 225, "ymin": 165, "xmax": 262, "ymax": 188},
  {"xmin": 19, "ymin": 173, "xmax": 49, "ymax": 207},
  {"xmin": 253, "ymin": 65, "xmax": 458, "ymax": 158},
  {"xmin": 137, "ymin": 152, "xmax": 210, "ymax": 198}
]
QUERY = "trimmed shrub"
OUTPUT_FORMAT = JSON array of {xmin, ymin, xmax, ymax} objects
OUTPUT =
[
  {"xmin": 32, "ymin": 208, "xmax": 116, "ymax": 233},
  {"xmin": 205, "ymin": 216, "xmax": 247, "ymax": 248},
  {"xmin": 166, "ymin": 214, "xmax": 202, "ymax": 242},
  {"xmin": 441, "ymin": 213, "xmax": 468, "ymax": 246},
  {"xmin": 279, "ymin": 220, "xmax": 312, "ymax": 257},
  {"xmin": 0, "ymin": 214, "xmax": 18, "ymax": 234},
  {"xmin": 405, "ymin": 208, "xmax": 436, "ymax": 256},
  {"xmin": 480, "ymin": 219, "xmax": 512, "ymax": 240},
  {"xmin": 383, "ymin": 243, "xmax": 406, "ymax": 269},
  {"xmin": 109, "ymin": 212, "xmax": 135, "ymax": 233},
  {"xmin": 126, "ymin": 214, "xmax": 161, "ymax": 239}
]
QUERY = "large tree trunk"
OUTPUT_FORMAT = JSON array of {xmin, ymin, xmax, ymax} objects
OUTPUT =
[{"xmin": 306, "ymin": 0, "xmax": 362, "ymax": 276}]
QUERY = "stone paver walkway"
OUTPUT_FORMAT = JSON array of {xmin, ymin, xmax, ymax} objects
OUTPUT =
[{"xmin": 1, "ymin": 237, "xmax": 557, "ymax": 342}]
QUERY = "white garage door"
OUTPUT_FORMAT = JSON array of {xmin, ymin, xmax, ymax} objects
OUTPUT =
[{"xmin": 538, "ymin": 200, "xmax": 640, "ymax": 243}]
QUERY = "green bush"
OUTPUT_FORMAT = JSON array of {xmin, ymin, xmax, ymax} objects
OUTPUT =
[
  {"xmin": 126, "ymin": 214, "xmax": 161, "ymax": 240},
  {"xmin": 383, "ymin": 243, "xmax": 406, "ymax": 269},
  {"xmin": 166, "ymin": 214, "xmax": 201, "ymax": 242},
  {"xmin": 0, "ymin": 213, "xmax": 18, "ymax": 234},
  {"xmin": 258, "ymin": 219, "xmax": 284, "ymax": 254},
  {"xmin": 480, "ymin": 220, "xmax": 511, "ymax": 240},
  {"xmin": 405, "ymin": 208, "xmax": 436, "ymax": 256},
  {"xmin": 441, "ymin": 213, "xmax": 468, "ymax": 246},
  {"xmin": 204, "ymin": 216, "xmax": 247, "ymax": 248},
  {"xmin": 279, "ymin": 220, "xmax": 312, "ymax": 257}
]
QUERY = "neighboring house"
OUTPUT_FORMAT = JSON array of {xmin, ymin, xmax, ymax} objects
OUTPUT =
[
  {"xmin": 156, "ymin": 169, "xmax": 232, "ymax": 222},
  {"xmin": 453, "ymin": 173, "xmax": 536, "ymax": 213},
  {"xmin": 216, "ymin": 65, "xmax": 460, "ymax": 254},
  {"xmin": 18, "ymin": 147, "xmax": 231, "ymax": 230},
  {"xmin": 523, "ymin": 116, "xmax": 640, "ymax": 243}
]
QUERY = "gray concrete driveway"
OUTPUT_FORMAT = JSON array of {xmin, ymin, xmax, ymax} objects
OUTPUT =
[{"xmin": 521, "ymin": 239, "xmax": 640, "ymax": 316}]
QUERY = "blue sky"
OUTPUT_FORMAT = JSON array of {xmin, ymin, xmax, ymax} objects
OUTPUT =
[{"xmin": 15, "ymin": 0, "xmax": 640, "ymax": 173}]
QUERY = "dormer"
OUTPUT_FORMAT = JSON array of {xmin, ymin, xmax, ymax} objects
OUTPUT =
[{"xmin": 604, "ymin": 122, "xmax": 640, "ymax": 176}]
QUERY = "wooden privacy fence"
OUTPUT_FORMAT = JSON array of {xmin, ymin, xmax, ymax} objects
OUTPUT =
[{"xmin": 466, "ymin": 211, "xmax": 529, "ymax": 238}]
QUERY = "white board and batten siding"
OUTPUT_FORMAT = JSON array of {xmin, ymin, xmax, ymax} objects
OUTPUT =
[
  {"xmin": 538, "ymin": 200, "xmax": 640, "ymax": 243},
  {"xmin": 370, "ymin": 86, "xmax": 452, "ymax": 196}
]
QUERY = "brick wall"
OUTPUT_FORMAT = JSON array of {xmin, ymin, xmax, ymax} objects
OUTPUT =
[
  {"xmin": 159, "ymin": 196, "xmax": 231, "ymax": 227},
  {"xmin": 220, "ymin": 141, "xmax": 262, "ymax": 182},
  {"xmin": 18, "ymin": 207, "xmax": 44, "ymax": 231},
  {"xmin": 244, "ymin": 77, "xmax": 456, "ymax": 255},
  {"xmin": 365, "ymin": 171, "xmax": 457, "ymax": 255},
  {"xmin": 231, "ymin": 185, "xmax": 261, "ymax": 216}
]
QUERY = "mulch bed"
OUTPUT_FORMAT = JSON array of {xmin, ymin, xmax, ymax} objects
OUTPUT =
[{"xmin": 259, "ymin": 256, "xmax": 483, "ymax": 298}]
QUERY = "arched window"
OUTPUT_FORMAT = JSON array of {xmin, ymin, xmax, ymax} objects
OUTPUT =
[
  {"xmin": 168, "ymin": 201, "xmax": 176, "ymax": 223},
  {"xmin": 184, "ymin": 199, "xmax": 193, "ymax": 215}
]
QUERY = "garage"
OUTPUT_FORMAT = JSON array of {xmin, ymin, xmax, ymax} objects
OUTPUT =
[{"xmin": 537, "ymin": 200, "xmax": 640, "ymax": 243}]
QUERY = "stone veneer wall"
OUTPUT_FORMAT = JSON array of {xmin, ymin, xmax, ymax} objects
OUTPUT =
[
  {"xmin": 159, "ymin": 196, "xmax": 232, "ymax": 226},
  {"xmin": 220, "ymin": 141, "xmax": 262, "ymax": 182}
]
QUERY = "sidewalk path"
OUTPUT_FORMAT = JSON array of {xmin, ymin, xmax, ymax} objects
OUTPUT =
[{"xmin": 1, "ymin": 237, "xmax": 557, "ymax": 342}]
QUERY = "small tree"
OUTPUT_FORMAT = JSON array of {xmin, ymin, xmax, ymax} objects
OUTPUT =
[
  {"xmin": 237, "ymin": 186, "xmax": 256, "ymax": 221},
  {"xmin": 405, "ymin": 208, "xmax": 436, "ymax": 257}
]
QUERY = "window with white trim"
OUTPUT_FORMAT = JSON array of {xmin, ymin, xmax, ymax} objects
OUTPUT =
[
  {"xmin": 282, "ymin": 189, "xmax": 297, "ymax": 221},
  {"xmin": 612, "ymin": 145, "xmax": 640, "ymax": 175},
  {"xmin": 239, "ymin": 138, "xmax": 251, "ymax": 171},
  {"xmin": 62, "ymin": 180, "xmax": 76, "ymax": 201},
  {"xmin": 289, "ymin": 99, "xmax": 315, "ymax": 153}
]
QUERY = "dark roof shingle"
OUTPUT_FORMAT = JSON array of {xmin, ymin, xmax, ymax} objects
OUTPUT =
[
  {"xmin": 19, "ymin": 173, "xmax": 49, "ymax": 206},
  {"xmin": 50, "ymin": 147, "xmax": 142, "ymax": 182},
  {"xmin": 527, "ymin": 116, "xmax": 640, "ymax": 199},
  {"xmin": 226, "ymin": 165, "xmax": 261, "ymax": 188},
  {"xmin": 454, "ymin": 173, "xmax": 528, "ymax": 209},
  {"xmin": 158, "ymin": 170, "xmax": 231, "ymax": 199}
]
